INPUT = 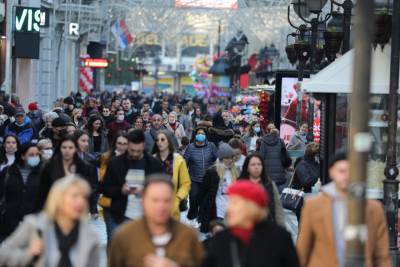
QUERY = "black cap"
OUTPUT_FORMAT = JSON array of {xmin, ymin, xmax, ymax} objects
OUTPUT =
[
  {"xmin": 63, "ymin": 97, "xmax": 74, "ymax": 105},
  {"xmin": 52, "ymin": 117, "xmax": 67, "ymax": 128}
]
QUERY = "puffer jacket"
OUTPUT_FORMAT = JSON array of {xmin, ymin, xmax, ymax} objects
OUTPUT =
[
  {"xmin": 184, "ymin": 141, "xmax": 217, "ymax": 183},
  {"xmin": 293, "ymin": 156, "xmax": 320, "ymax": 193},
  {"xmin": 4, "ymin": 117, "xmax": 35, "ymax": 145},
  {"xmin": 259, "ymin": 133, "xmax": 287, "ymax": 186}
]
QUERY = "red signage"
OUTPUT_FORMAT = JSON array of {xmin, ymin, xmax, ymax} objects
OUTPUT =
[{"xmin": 83, "ymin": 58, "xmax": 108, "ymax": 68}]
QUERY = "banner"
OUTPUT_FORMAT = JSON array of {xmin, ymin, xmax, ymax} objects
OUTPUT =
[{"xmin": 111, "ymin": 20, "xmax": 133, "ymax": 49}]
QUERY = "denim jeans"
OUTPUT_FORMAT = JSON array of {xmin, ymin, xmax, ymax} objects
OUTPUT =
[{"xmin": 103, "ymin": 208, "xmax": 119, "ymax": 242}]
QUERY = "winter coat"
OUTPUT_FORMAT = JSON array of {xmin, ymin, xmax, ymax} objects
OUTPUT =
[
  {"xmin": 293, "ymin": 156, "xmax": 320, "ymax": 193},
  {"xmin": 5, "ymin": 118, "xmax": 35, "ymax": 145},
  {"xmin": 259, "ymin": 133, "xmax": 288, "ymax": 186},
  {"xmin": 144, "ymin": 126, "xmax": 179, "ymax": 153},
  {"xmin": 100, "ymin": 152, "xmax": 163, "ymax": 221},
  {"xmin": 297, "ymin": 190, "xmax": 391, "ymax": 267},
  {"xmin": 183, "ymin": 141, "xmax": 217, "ymax": 183},
  {"xmin": 0, "ymin": 212, "xmax": 100, "ymax": 267},
  {"xmin": 36, "ymin": 157, "xmax": 99, "ymax": 214},
  {"xmin": 171, "ymin": 153, "xmax": 191, "ymax": 220},
  {"xmin": 288, "ymin": 131, "xmax": 307, "ymax": 151},
  {"xmin": 107, "ymin": 120, "xmax": 130, "ymax": 143},
  {"xmin": 165, "ymin": 123, "xmax": 186, "ymax": 147},
  {"xmin": 207, "ymin": 127, "xmax": 235, "ymax": 147},
  {"xmin": 88, "ymin": 131, "xmax": 109, "ymax": 155},
  {"xmin": 108, "ymin": 218, "xmax": 204, "ymax": 267},
  {"xmin": 202, "ymin": 220, "xmax": 299, "ymax": 267},
  {"xmin": 0, "ymin": 163, "xmax": 42, "ymax": 237},
  {"xmin": 27, "ymin": 110, "xmax": 44, "ymax": 135}
]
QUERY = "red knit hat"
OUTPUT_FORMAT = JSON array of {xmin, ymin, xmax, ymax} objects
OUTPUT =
[
  {"xmin": 28, "ymin": 102, "xmax": 38, "ymax": 111},
  {"xmin": 227, "ymin": 180, "xmax": 269, "ymax": 208}
]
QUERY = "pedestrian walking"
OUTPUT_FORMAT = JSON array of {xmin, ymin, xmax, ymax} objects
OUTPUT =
[
  {"xmin": 184, "ymin": 127, "xmax": 217, "ymax": 220},
  {"xmin": 0, "ymin": 134, "xmax": 19, "ymax": 172},
  {"xmin": 207, "ymin": 112, "xmax": 235, "ymax": 146},
  {"xmin": 86, "ymin": 115, "xmax": 109, "ymax": 157},
  {"xmin": 36, "ymin": 135, "xmax": 99, "ymax": 217},
  {"xmin": 107, "ymin": 109, "xmax": 130, "ymax": 144},
  {"xmin": 288, "ymin": 123, "xmax": 309, "ymax": 151},
  {"xmin": 5, "ymin": 107, "xmax": 35, "ymax": 145},
  {"xmin": 201, "ymin": 180, "xmax": 299, "ymax": 267},
  {"xmin": 0, "ymin": 176, "xmax": 100, "ymax": 267},
  {"xmin": 108, "ymin": 174, "xmax": 204, "ymax": 267},
  {"xmin": 165, "ymin": 111, "xmax": 186, "ymax": 147},
  {"xmin": 198, "ymin": 142, "xmax": 239, "ymax": 233},
  {"xmin": 100, "ymin": 129, "xmax": 163, "ymax": 234},
  {"xmin": 152, "ymin": 130, "xmax": 191, "ymax": 221},
  {"xmin": 238, "ymin": 153, "xmax": 286, "ymax": 227},
  {"xmin": 37, "ymin": 138, "xmax": 54, "ymax": 162},
  {"xmin": 0, "ymin": 143, "xmax": 42, "ymax": 240},
  {"xmin": 297, "ymin": 152, "xmax": 391, "ymax": 267},
  {"xmin": 259, "ymin": 123, "xmax": 292, "ymax": 192}
]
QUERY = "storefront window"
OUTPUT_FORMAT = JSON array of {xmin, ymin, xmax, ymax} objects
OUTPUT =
[{"xmin": 335, "ymin": 94, "xmax": 398, "ymax": 197}]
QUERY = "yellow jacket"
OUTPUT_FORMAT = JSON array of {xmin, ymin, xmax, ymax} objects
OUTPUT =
[{"xmin": 171, "ymin": 153, "xmax": 191, "ymax": 220}]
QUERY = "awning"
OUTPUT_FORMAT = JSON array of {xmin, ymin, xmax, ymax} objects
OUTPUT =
[{"xmin": 302, "ymin": 45, "xmax": 398, "ymax": 94}]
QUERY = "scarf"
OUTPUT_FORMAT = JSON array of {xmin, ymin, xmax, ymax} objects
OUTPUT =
[
  {"xmin": 230, "ymin": 226, "xmax": 254, "ymax": 245},
  {"xmin": 55, "ymin": 221, "xmax": 80, "ymax": 267},
  {"xmin": 169, "ymin": 122, "xmax": 177, "ymax": 131}
]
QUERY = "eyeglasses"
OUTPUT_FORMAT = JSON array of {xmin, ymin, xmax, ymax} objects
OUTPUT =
[{"xmin": 156, "ymin": 138, "xmax": 166, "ymax": 142}]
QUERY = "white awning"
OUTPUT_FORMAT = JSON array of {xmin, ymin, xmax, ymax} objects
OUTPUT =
[{"xmin": 302, "ymin": 45, "xmax": 398, "ymax": 94}]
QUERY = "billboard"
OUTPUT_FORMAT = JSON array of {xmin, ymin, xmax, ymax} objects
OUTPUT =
[{"xmin": 175, "ymin": 0, "xmax": 238, "ymax": 9}]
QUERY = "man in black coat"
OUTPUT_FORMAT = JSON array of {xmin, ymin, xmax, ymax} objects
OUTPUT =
[{"xmin": 101, "ymin": 129, "xmax": 163, "ymax": 225}]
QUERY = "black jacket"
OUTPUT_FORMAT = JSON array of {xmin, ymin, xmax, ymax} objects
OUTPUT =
[
  {"xmin": 36, "ymin": 156, "xmax": 99, "ymax": 214},
  {"xmin": 0, "ymin": 163, "xmax": 42, "ymax": 236},
  {"xmin": 100, "ymin": 152, "xmax": 163, "ymax": 220},
  {"xmin": 198, "ymin": 167, "xmax": 220, "ymax": 233},
  {"xmin": 259, "ymin": 134, "xmax": 287, "ymax": 185},
  {"xmin": 293, "ymin": 156, "xmax": 320, "ymax": 193},
  {"xmin": 202, "ymin": 220, "xmax": 299, "ymax": 267}
]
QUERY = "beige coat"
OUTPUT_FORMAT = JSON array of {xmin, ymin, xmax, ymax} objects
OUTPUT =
[
  {"xmin": 165, "ymin": 123, "xmax": 186, "ymax": 147},
  {"xmin": 297, "ymin": 192, "xmax": 391, "ymax": 267}
]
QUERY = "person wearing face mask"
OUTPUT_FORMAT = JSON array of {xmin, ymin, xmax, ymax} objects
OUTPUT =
[
  {"xmin": 0, "ymin": 135, "xmax": 20, "ymax": 172},
  {"xmin": 107, "ymin": 109, "xmax": 130, "ymax": 144},
  {"xmin": 288, "ymin": 123, "xmax": 309, "ymax": 151},
  {"xmin": 37, "ymin": 139, "xmax": 53, "ymax": 162},
  {"xmin": 243, "ymin": 122, "xmax": 262, "ymax": 153},
  {"xmin": 5, "ymin": 107, "xmax": 35, "ymax": 145},
  {"xmin": 165, "ymin": 112, "xmax": 186, "ymax": 148},
  {"xmin": 0, "ymin": 143, "xmax": 42, "ymax": 240},
  {"xmin": 184, "ymin": 127, "xmax": 217, "ymax": 222},
  {"xmin": 197, "ymin": 143, "xmax": 239, "ymax": 233}
]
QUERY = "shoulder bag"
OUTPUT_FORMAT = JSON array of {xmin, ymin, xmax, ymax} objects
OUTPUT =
[{"xmin": 280, "ymin": 170, "xmax": 305, "ymax": 213}]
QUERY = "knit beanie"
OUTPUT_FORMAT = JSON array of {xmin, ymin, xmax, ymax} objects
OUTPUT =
[
  {"xmin": 218, "ymin": 142, "xmax": 235, "ymax": 160},
  {"xmin": 227, "ymin": 180, "xmax": 269, "ymax": 208},
  {"xmin": 28, "ymin": 102, "xmax": 38, "ymax": 111}
]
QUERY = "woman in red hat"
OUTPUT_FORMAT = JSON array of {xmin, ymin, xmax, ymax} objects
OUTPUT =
[{"xmin": 201, "ymin": 180, "xmax": 299, "ymax": 267}]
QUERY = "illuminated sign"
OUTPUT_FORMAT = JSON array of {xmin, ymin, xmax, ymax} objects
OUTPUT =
[
  {"xmin": 40, "ymin": 8, "xmax": 49, "ymax": 27},
  {"xmin": 69, "ymin": 23, "xmax": 79, "ymax": 36},
  {"xmin": 14, "ymin": 7, "xmax": 41, "ymax": 32},
  {"xmin": 83, "ymin": 58, "xmax": 108, "ymax": 68},
  {"xmin": 134, "ymin": 32, "xmax": 209, "ymax": 47},
  {"xmin": 175, "ymin": 0, "xmax": 238, "ymax": 9}
]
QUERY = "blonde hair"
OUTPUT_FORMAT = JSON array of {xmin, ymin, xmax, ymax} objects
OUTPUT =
[
  {"xmin": 44, "ymin": 175, "xmax": 91, "ymax": 220},
  {"xmin": 37, "ymin": 139, "xmax": 52, "ymax": 150},
  {"xmin": 216, "ymin": 159, "xmax": 239, "ymax": 184},
  {"xmin": 267, "ymin": 123, "xmax": 279, "ymax": 135}
]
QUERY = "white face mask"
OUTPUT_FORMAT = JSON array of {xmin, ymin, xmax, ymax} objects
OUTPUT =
[
  {"xmin": 42, "ymin": 149, "xmax": 53, "ymax": 160},
  {"xmin": 117, "ymin": 115, "xmax": 125, "ymax": 121}
]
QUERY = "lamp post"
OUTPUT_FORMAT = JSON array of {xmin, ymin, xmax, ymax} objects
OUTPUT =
[
  {"xmin": 383, "ymin": 0, "xmax": 400, "ymax": 265},
  {"xmin": 345, "ymin": 0, "xmax": 374, "ymax": 266}
]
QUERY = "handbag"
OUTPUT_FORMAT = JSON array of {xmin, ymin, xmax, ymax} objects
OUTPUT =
[{"xmin": 280, "ymin": 170, "xmax": 305, "ymax": 212}]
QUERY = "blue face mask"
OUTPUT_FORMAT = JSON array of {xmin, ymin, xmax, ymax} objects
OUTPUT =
[
  {"xmin": 195, "ymin": 134, "xmax": 206, "ymax": 142},
  {"xmin": 27, "ymin": 156, "xmax": 40, "ymax": 167},
  {"xmin": 254, "ymin": 127, "xmax": 261, "ymax": 133}
]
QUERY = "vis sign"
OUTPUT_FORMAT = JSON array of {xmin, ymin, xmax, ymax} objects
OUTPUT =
[{"xmin": 14, "ymin": 7, "xmax": 43, "ymax": 33}]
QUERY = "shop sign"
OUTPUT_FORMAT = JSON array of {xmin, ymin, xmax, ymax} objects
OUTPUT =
[
  {"xmin": 14, "ymin": 7, "xmax": 41, "ymax": 33},
  {"xmin": 69, "ymin": 23, "xmax": 79, "ymax": 36},
  {"xmin": 83, "ymin": 58, "xmax": 108, "ymax": 68}
]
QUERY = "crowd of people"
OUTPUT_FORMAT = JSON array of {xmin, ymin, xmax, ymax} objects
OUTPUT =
[{"xmin": 0, "ymin": 89, "xmax": 392, "ymax": 267}]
